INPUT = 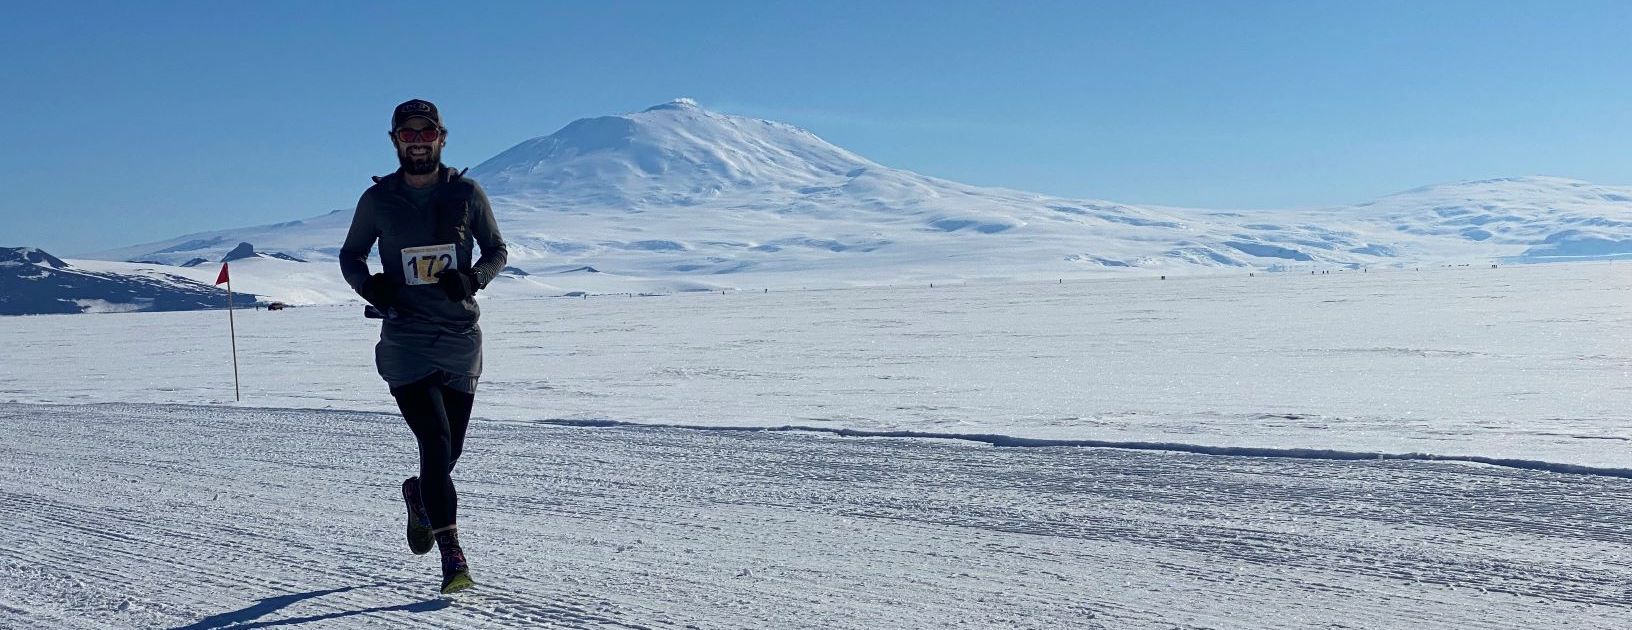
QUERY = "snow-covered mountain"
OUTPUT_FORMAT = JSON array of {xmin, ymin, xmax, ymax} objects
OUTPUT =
[
  {"xmin": 69, "ymin": 99, "xmax": 1632, "ymax": 306},
  {"xmin": 0, "ymin": 247, "xmax": 262, "ymax": 315},
  {"xmin": 1337, "ymin": 176, "xmax": 1632, "ymax": 261},
  {"xmin": 470, "ymin": 98, "xmax": 877, "ymax": 204}
]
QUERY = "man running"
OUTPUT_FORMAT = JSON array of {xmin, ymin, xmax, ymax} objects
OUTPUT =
[{"xmin": 339, "ymin": 98, "xmax": 507, "ymax": 594}]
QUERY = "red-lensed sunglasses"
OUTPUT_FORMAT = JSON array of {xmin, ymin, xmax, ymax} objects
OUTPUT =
[{"xmin": 394, "ymin": 127, "xmax": 443, "ymax": 143}]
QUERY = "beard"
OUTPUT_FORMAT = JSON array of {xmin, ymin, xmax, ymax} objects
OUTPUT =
[{"xmin": 398, "ymin": 146, "xmax": 441, "ymax": 175}]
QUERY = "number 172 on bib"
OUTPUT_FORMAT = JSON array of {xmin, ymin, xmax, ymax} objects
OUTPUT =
[{"xmin": 401, "ymin": 243, "xmax": 456, "ymax": 286}]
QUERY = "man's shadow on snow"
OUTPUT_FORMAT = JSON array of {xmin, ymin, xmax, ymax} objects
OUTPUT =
[{"xmin": 170, "ymin": 583, "xmax": 451, "ymax": 629}]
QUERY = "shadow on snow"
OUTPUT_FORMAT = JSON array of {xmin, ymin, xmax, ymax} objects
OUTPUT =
[{"xmin": 169, "ymin": 583, "xmax": 449, "ymax": 629}]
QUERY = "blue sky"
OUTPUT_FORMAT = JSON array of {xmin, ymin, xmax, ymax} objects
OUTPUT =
[{"xmin": 6, "ymin": 1, "xmax": 1632, "ymax": 254}]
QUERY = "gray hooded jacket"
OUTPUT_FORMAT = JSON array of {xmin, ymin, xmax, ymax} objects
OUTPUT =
[{"xmin": 339, "ymin": 165, "xmax": 508, "ymax": 392}]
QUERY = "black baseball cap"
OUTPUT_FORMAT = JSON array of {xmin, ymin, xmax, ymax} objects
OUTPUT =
[{"xmin": 392, "ymin": 99, "xmax": 442, "ymax": 129}]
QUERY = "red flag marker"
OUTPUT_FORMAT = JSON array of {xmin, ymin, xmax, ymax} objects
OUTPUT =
[{"xmin": 216, "ymin": 262, "xmax": 230, "ymax": 286}]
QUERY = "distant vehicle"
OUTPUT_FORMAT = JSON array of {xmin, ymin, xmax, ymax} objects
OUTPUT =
[{"xmin": 267, "ymin": 302, "xmax": 287, "ymax": 311}]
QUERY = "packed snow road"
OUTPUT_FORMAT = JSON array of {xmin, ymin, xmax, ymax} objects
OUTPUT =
[{"xmin": 2, "ymin": 402, "xmax": 1627, "ymax": 629}]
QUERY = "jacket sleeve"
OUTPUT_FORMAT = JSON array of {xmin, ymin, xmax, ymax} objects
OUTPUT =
[
  {"xmin": 467, "ymin": 183, "xmax": 508, "ymax": 287},
  {"xmin": 338, "ymin": 191, "xmax": 378, "ymax": 294}
]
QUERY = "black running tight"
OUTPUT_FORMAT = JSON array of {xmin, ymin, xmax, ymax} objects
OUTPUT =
[{"xmin": 390, "ymin": 374, "xmax": 474, "ymax": 530}]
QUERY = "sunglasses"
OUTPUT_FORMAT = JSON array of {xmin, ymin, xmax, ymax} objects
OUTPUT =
[{"xmin": 394, "ymin": 127, "xmax": 443, "ymax": 143}]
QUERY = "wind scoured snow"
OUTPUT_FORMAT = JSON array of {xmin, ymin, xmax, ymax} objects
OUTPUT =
[{"xmin": 70, "ymin": 298, "xmax": 152, "ymax": 314}]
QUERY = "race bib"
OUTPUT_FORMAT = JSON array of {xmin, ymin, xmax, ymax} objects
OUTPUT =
[{"xmin": 401, "ymin": 243, "xmax": 456, "ymax": 286}]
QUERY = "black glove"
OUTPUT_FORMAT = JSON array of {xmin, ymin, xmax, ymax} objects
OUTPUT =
[
  {"xmin": 436, "ymin": 268, "xmax": 480, "ymax": 302},
  {"xmin": 359, "ymin": 272, "xmax": 400, "ymax": 309}
]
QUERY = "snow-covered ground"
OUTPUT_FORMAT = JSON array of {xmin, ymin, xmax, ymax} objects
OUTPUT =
[
  {"xmin": 4, "ymin": 261, "xmax": 1629, "ymax": 468},
  {"xmin": 3, "ymin": 259, "xmax": 1630, "ymax": 627}
]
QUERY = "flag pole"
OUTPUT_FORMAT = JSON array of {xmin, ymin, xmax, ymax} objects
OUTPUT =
[{"xmin": 220, "ymin": 263, "xmax": 241, "ymax": 402}]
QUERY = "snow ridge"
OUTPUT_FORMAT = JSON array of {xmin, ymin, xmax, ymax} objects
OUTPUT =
[{"xmin": 517, "ymin": 417, "xmax": 1632, "ymax": 479}]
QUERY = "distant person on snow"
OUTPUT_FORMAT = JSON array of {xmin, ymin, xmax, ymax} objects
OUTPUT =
[{"xmin": 338, "ymin": 98, "xmax": 507, "ymax": 595}]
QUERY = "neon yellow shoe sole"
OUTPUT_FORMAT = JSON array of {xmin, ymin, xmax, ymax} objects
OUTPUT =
[{"xmin": 440, "ymin": 570, "xmax": 474, "ymax": 595}]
